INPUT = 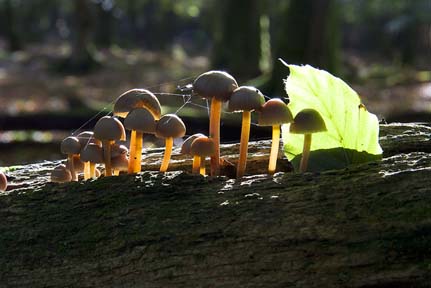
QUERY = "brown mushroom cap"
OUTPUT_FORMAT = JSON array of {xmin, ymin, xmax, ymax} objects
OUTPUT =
[
  {"xmin": 111, "ymin": 154, "xmax": 129, "ymax": 171},
  {"xmin": 51, "ymin": 164, "xmax": 72, "ymax": 183},
  {"xmin": 61, "ymin": 136, "xmax": 81, "ymax": 155},
  {"xmin": 190, "ymin": 136, "xmax": 215, "ymax": 157},
  {"xmin": 111, "ymin": 143, "xmax": 128, "ymax": 158},
  {"xmin": 181, "ymin": 133, "xmax": 206, "ymax": 155},
  {"xmin": 124, "ymin": 108, "xmax": 157, "ymax": 134},
  {"xmin": 193, "ymin": 70, "xmax": 238, "ymax": 102},
  {"xmin": 258, "ymin": 98, "xmax": 293, "ymax": 126},
  {"xmin": 0, "ymin": 171, "xmax": 7, "ymax": 191},
  {"xmin": 80, "ymin": 144, "xmax": 104, "ymax": 163},
  {"xmin": 155, "ymin": 114, "xmax": 186, "ymax": 139},
  {"xmin": 228, "ymin": 86, "xmax": 265, "ymax": 112},
  {"xmin": 77, "ymin": 131, "xmax": 101, "ymax": 147},
  {"xmin": 114, "ymin": 89, "xmax": 161, "ymax": 119},
  {"xmin": 289, "ymin": 108, "xmax": 327, "ymax": 134},
  {"xmin": 94, "ymin": 116, "xmax": 126, "ymax": 141}
]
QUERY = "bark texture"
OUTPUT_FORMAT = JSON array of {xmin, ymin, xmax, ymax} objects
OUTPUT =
[{"xmin": 1, "ymin": 123, "xmax": 431, "ymax": 287}]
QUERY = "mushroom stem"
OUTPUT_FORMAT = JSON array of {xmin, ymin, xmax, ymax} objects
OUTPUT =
[
  {"xmin": 84, "ymin": 162, "xmax": 91, "ymax": 180},
  {"xmin": 102, "ymin": 140, "xmax": 113, "ymax": 176},
  {"xmin": 299, "ymin": 133, "xmax": 312, "ymax": 173},
  {"xmin": 128, "ymin": 130, "xmax": 137, "ymax": 174},
  {"xmin": 268, "ymin": 125, "xmax": 281, "ymax": 175},
  {"xmin": 113, "ymin": 170, "xmax": 120, "ymax": 176},
  {"xmin": 89, "ymin": 163, "xmax": 96, "ymax": 178},
  {"xmin": 133, "ymin": 131, "xmax": 143, "ymax": 173},
  {"xmin": 237, "ymin": 111, "xmax": 251, "ymax": 178},
  {"xmin": 192, "ymin": 155, "xmax": 201, "ymax": 174},
  {"xmin": 199, "ymin": 157, "xmax": 206, "ymax": 176},
  {"xmin": 68, "ymin": 154, "xmax": 77, "ymax": 181},
  {"xmin": 209, "ymin": 98, "xmax": 222, "ymax": 176},
  {"xmin": 160, "ymin": 137, "xmax": 173, "ymax": 172}
]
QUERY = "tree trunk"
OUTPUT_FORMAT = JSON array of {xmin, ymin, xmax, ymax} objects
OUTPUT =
[
  {"xmin": 1, "ymin": 123, "xmax": 431, "ymax": 287},
  {"xmin": 4, "ymin": 0, "xmax": 22, "ymax": 51}
]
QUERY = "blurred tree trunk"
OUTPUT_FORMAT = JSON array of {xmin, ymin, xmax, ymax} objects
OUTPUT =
[
  {"xmin": 263, "ymin": 0, "xmax": 340, "ymax": 98},
  {"xmin": 4, "ymin": 0, "xmax": 22, "ymax": 51},
  {"xmin": 210, "ymin": 0, "xmax": 262, "ymax": 80},
  {"xmin": 95, "ymin": 3, "xmax": 114, "ymax": 48}
]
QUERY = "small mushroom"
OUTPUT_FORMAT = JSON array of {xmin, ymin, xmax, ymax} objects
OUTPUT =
[
  {"xmin": 155, "ymin": 114, "xmax": 186, "ymax": 172},
  {"xmin": 111, "ymin": 153, "xmax": 129, "ymax": 176},
  {"xmin": 80, "ymin": 143, "xmax": 104, "ymax": 179},
  {"xmin": 193, "ymin": 71, "xmax": 238, "ymax": 176},
  {"xmin": 258, "ymin": 99, "xmax": 293, "ymax": 174},
  {"xmin": 289, "ymin": 108, "xmax": 327, "ymax": 172},
  {"xmin": 93, "ymin": 116, "xmax": 126, "ymax": 176},
  {"xmin": 77, "ymin": 131, "xmax": 101, "ymax": 179},
  {"xmin": 190, "ymin": 136, "xmax": 215, "ymax": 176},
  {"xmin": 228, "ymin": 86, "xmax": 265, "ymax": 178},
  {"xmin": 61, "ymin": 136, "xmax": 81, "ymax": 181},
  {"xmin": 181, "ymin": 133, "xmax": 205, "ymax": 174},
  {"xmin": 0, "ymin": 171, "xmax": 7, "ymax": 191},
  {"xmin": 51, "ymin": 164, "xmax": 72, "ymax": 183},
  {"xmin": 124, "ymin": 108, "xmax": 157, "ymax": 173}
]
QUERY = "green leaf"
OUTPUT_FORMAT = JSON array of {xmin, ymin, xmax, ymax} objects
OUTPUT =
[{"xmin": 281, "ymin": 63, "xmax": 383, "ymax": 171}]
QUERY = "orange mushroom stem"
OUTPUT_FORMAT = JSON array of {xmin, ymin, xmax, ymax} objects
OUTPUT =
[
  {"xmin": 268, "ymin": 125, "xmax": 281, "ymax": 174},
  {"xmin": 209, "ymin": 98, "xmax": 222, "ymax": 176},
  {"xmin": 102, "ymin": 140, "xmax": 113, "ymax": 176},
  {"xmin": 160, "ymin": 137, "xmax": 173, "ymax": 172},
  {"xmin": 192, "ymin": 155, "xmax": 201, "ymax": 174},
  {"xmin": 237, "ymin": 110, "xmax": 251, "ymax": 178},
  {"xmin": 299, "ymin": 134, "xmax": 312, "ymax": 173}
]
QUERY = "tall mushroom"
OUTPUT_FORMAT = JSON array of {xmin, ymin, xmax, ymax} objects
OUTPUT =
[
  {"xmin": 93, "ymin": 116, "xmax": 126, "ymax": 176},
  {"xmin": 258, "ymin": 99, "xmax": 293, "ymax": 175},
  {"xmin": 181, "ymin": 133, "xmax": 205, "ymax": 174},
  {"xmin": 80, "ymin": 143, "xmax": 104, "ymax": 179},
  {"xmin": 113, "ymin": 89, "xmax": 161, "ymax": 173},
  {"xmin": 228, "ymin": 86, "xmax": 265, "ymax": 178},
  {"xmin": 124, "ymin": 108, "xmax": 157, "ymax": 173},
  {"xmin": 193, "ymin": 71, "xmax": 238, "ymax": 176},
  {"xmin": 77, "ymin": 131, "xmax": 101, "ymax": 180},
  {"xmin": 289, "ymin": 108, "xmax": 327, "ymax": 172},
  {"xmin": 190, "ymin": 136, "xmax": 215, "ymax": 176},
  {"xmin": 155, "ymin": 114, "xmax": 186, "ymax": 172},
  {"xmin": 60, "ymin": 136, "xmax": 81, "ymax": 181}
]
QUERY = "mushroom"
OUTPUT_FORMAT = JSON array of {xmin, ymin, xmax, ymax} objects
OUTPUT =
[
  {"xmin": 193, "ymin": 71, "xmax": 238, "ymax": 176},
  {"xmin": 155, "ymin": 114, "xmax": 186, "ymax": 172},
  {"xmin": 258, "ymin": 98, "xmax": 293, "ymax": 175},
  {"xmin": 0, "ymin": 171, "xmax": 7, "ymax": 191},
  {"xmin": 51, "ymin": 164, "xmax": 72, "ymax": 183},
  {"xmin": 111, "ymin": 153, "xmax": 129, "ymax": 176},
  {"xmin": 60, "ymin": 136, "xmax": 81, "ymax": 181},
  {"xmin": 80, "ymin": 143, "xmax": 104, "ymax": 179},
  {"xmin": 181, "ymin": 133, "xmax": 205, "ymax": 174},
  {"xmin": 77, "ymin": 131, "xmax": 101, "ymax": 179},
  {"xmin": 113, "ymin": 89, "xmax": 161, "ymax": 173},
  {"xmin": 289, "ymin": 108, "xmax": 327, "ymax": 172},
  {"xmin": 190, "ymin": 136, "xmax": 215, "ymax": 176},
  {"xmin": 124, "ymin": 108, "xmax": 157, "ymax": 173},
  {"xmin": 228, "ymin": 86, "xmax": 265, "ymax": 178},
  {"xmin": 93, "ymin": 116, "xmax": 126, "ymax": 176}
]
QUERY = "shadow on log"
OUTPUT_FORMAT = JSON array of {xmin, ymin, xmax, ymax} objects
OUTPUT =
[{"xmin": 1, "ymin": 123, "xmax": 431, "ymax": 287}]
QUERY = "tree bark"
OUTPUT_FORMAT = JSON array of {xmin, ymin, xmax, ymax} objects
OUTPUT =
[{"xmin": 1, "ymin": 123, "xmax": 431, "ymax": 287}]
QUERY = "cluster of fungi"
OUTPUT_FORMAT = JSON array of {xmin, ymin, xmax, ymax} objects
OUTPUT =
[{"xmin": 0, "ymin": 70, "xmax": 328, "ymax": 191}]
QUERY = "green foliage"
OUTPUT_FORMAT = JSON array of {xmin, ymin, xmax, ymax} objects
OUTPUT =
[{"xmin": 282, "ymin": 63, "xmax": 383, "ymax": 172}]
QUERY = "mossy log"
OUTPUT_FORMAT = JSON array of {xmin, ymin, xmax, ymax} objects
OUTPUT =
[{"xmin": 1, "ymin": 123, "xmax": 431, "ymax": 287}]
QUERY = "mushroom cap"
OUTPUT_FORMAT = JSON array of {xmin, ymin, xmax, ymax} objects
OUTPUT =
[
  {"xmin": 290, "ymin": 108, "xmax": 327, "ymax": 134},
  {"xmin": 193, "ymin": 70, "xmax": 238, "ymax": 102},
  {"xmin": 111, "ymin": 143, "xmax": 128, "ymax": 158},
  {"xmin": 94, "ymin": 116, "xmax": 126, "ymax": 141},
  {"xmin": 111, "ymin": 154, "xmax": 129, "ymax": 171},
  {"xmin": 80, "ymin": 144, "xmax": 104, "ymax": 163},
  {"xmin": 0, "ymin": 171, "xmax": 7, "ymax": 191},
  {"xmin": 181, "ymin": 133, "xmax": 206, "ymax": 155},
  {"xmin": 77, "ymin": 131, "xmax": 101, "ymax": 147},
  {"xmin": 51, "ymin": 164, "xmax": 72, "ymax": 183},
  {"xmin": 258, "ymin": 98, "xmax": 293, "ymax": 126},
  {"xmin": 190, "ymin": 136, "xmax": 215, "ymax": 157},
  {"xmin": 114, "ymin": 89, "xmax": 161, "ymax": 119},
  {"xmin": 228, "ymin": 86, "xmax": 265, "ymax": 112},
  {"xmin": 155, "ymin": 114, "xmax": 186, "ymax": 139},
  {"xmin": 124, "ymin": 108, "xmax": 157, "ymax": 134},
  {"xmin": 61, "ymin": 136, "xmax": 81, "ymax": 155}
]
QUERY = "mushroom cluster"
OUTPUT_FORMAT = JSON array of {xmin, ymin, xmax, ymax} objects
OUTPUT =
[{"xmin": 50, "ymin": 70, "xmax": 326, "ymax": 183}]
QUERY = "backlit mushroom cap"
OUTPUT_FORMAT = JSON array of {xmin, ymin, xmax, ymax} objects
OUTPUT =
[
  {"xmin": 0, "ymin": 171, "xmax": 7, "ymax": 191},
  {"xmin": 51, "ymin": 164, "xmax": 72, "ymax": 183},
  {"xmin": 155, "ymin": 114, "xmax": 186, "ymax": 139},
  {"xmin": 77, "ymin": 131, "xmax": 101, "ymax": 147},
  {"xmin": 94, "ymin": 116, "xmax": 126, "ymax": 141},
  {"xmin": 181, "ymin": 133, "xmax": 205, "ymax": 155},
  {"xmin": 61, "ymin": 136, "xmax": 81, "ymax": 155},
  {"xmin": 114, "ymin": 89, "xmax": 161, "ymax": 119},
  {"xmin": 228, "ymin": 86, "xmax": 265, "ymax": 112},
  {"xmin": 111, "ymin": 143, "xmax": 128, "ymax": 158},
  {"xmin": 80, "ymin": 144, "xmax": 104, "ymax": 163},
  {"xmin": 258, "ymin": 98, "xmax": 293, "ymax": 126},
  {"xmin": 124, "ymin": 108, "xmax": 157, "ymax": 134},
  {"xmin": 193, "ymin": 70, "xmax": 238, "ymax": 102},
  {"xmin": 290, "ymin": 109, "xmax": 327, "ymax": 134},
  {"xmin": 111, "ymin": 154, "xmax": 129, "ymax": 171},
  {"xmin": 190, "ymin": 136, "xmax": 215, "ymax": 157}
]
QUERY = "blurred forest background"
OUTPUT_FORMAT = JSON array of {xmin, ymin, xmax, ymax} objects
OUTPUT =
[{"xmin": 0, "ymin": 0, "xmax": 430, "ymax": 165}]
